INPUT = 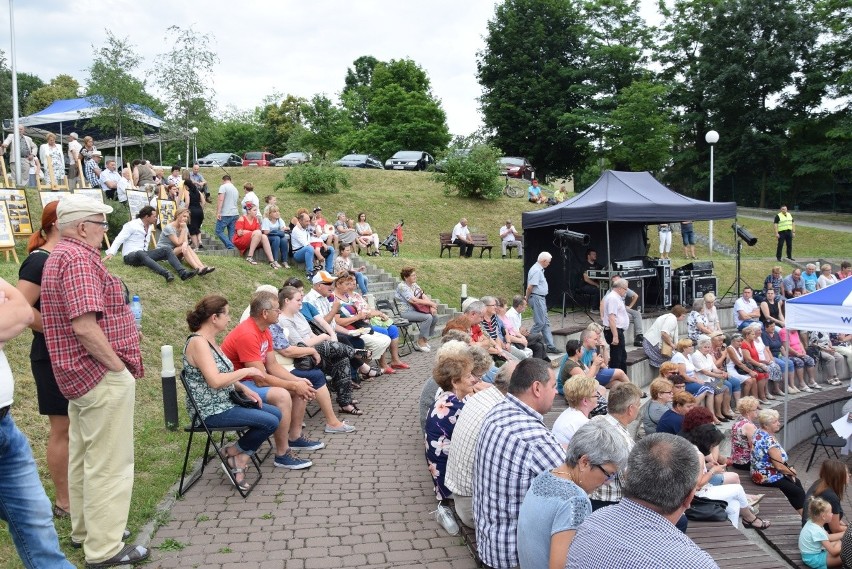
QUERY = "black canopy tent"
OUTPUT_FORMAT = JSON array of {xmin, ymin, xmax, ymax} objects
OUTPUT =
[{"xmin": 520, "ymin": 170, "xmax": 738, "ymax": 307}]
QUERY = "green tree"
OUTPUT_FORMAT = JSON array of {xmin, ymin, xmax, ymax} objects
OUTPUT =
[
  {"xmin": 606, "ymin": 79, "xmax": 676, "ymax": 172},
  {"xmin": 434, "ymin": 144, "xmax": 503, "ymax": 200},
  {"xmin": 0, "ymin": 50, "xmax": 45, "ymax": 121},
  {"xmin": 342, "ymin": 55, "xmax": 379, "ymax": 129},
  {"xmin": 301, "ymin": 94, "xmax": 350, "ymax": 159},
  {"xmin": 478, "ymin": 0, "xmax": 590, "ymax": 177},
  {"xmin": 24, "ymin": 74, "xmax": 80, "ymax": 115},
  {"xmin": 155, "ymin": 25, "xmax": 219, "ymax": 135},
  {"xmin": 202, "ymin": 108, "xmax": 264, "ymax": 157},
  {"xmin": 258, "ymin": 94, "xmax": 305, "ymax": 154}
]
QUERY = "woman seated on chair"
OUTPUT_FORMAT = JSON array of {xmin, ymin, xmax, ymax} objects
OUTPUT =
[
  {"xmin": 354, "ymin": 212, "xmax": 380, "ymax": 255},
  {"xmin": 334, "ymin": 244, "xmax": 369, "ymax": 294},
  {"xmin": 183, "ymin": 295, "xmax": 280, "ymax": 491}
]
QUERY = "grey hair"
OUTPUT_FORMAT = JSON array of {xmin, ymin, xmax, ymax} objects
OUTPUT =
[
  {"xmin": 607, "ymin": 383, "xmax": 642, "ymax": 415},
  {"xmin": 586, "ymin": 322, "xmax": 603, "ymax": 333},
  {"xmin": 696, "ymin": 337, "xmax": 712, "ymax": 350},
  {"xmin": 806, "ymin": 263, "xmax": 816, "ymax": 270},
  {"xmin": 442, "ymin": 329, "xmax": 472, "ymax": 344},
  {"xmin": 692, "ymin": 298, "xmax": 704, "ymax": 310},
  {"xmin": 579, "ymin": 329, "xmax": 597, "ymax": 344},
  {"xmin": 538, "ymin": 251, "xmax": 552, "ymax": 262},
  {"xmin": 464, "ymin": 300, "xmax": 485, "ymax": 314},
  {"xmin": 613, "ymin": 278, "xmax": 629, "ymax": 290},
  {"xmin": 249, "ymin": 291, "xmax": 278, "ymax": 317},
  {"xmin": 512, "ymin": 294, "xmax": 526, "ymax": 309},
  {"xmin": 565, "ymin": 421, "xmax": 630, "ymax": 470},
  {"xmin": 436, "ymin": 340, "xmax": 469, "ymax": 359},
  {"xmin": 480, "ymin": 295, "xmax": 497, "ymax": 307},
  {"xmin": 747, "ymin": 323, "xmax": 763, "ymax": 334},
  {"xmin": 756, "ymin": 408, "xmax": 780, "ymax": 428},
  {"xmin": 623, "ymin": 433, "xmax": 700, "ymax": 514},
  {"xmin": 492, "ymin": 361, "xmax": 514, "ymax": 394},
  {"xmin": 469, "ymin": 345, "xmax": 492, "ymax": 376}
]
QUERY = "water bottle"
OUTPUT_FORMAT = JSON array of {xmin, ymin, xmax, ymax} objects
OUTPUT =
[{"xmin": 130, "ymin": 295, "xmax": 142, "ymax": 331}]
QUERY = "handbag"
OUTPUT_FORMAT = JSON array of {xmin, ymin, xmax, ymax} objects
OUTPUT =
[
  {"xmin": 685, "ymin": 495, "xmax": 728, "ymax": 522},
  {"xmin": 661, "ymin": 343, "xmax": 673, "ymax": 357},
  {"xmin": 292, "ymin": 342, "xmax": 316, "ymax": 371},
  {"xmin": 413, "ymin": 290, "xmax": 432, "ymax": 314},
  {"xmin": 229, "ymin": 389, "xmax": 258, "ymax": 409}
]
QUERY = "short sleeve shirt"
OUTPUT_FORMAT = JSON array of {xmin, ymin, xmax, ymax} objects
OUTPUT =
[
  {"xmin": 220, "ymin": 318, "xmax": 272, "ymax": 371},
  {"xmin": 157, "ymin": 224, "xmax": 179, "ymax": 249},
  {"xmin": 799, "ymin": 520, "xmax": 829, "ymax": 556},
  {"xmin": 218, "ymin": 183, "xmax": 239, "ymax": 216},
  {"xmin": 527, "ymin": 263, "xmax": 548, "ymax": 295},
  {"xmin": 552, "ymin": 407, "xmax": 589, "ymax": 446}
]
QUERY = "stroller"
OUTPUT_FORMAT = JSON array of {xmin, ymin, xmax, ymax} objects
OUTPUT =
[{"xmin": 380, "ymin": 220, "xmax": 404, "ymax": 257}]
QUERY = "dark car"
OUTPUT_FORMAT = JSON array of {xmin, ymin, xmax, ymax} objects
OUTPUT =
[
  {"xmin": 499, "ymin": 156, "xmax": 535, "ymax": 180},
  {"xmin": 333, "ymin": 154, "xmax": 384, "ymax": 169},
  {"xmin": 197, "ymin": 153, "xmax": 242, "ymax": 167},
  {"xmin": 384, "ymin": 150, "xmax": 435, "ymax": 171},
  {"xmin": 435, "ymin": 148, "xmax": 471, "ymax": 172},
  {"xmin": 242, "ymin": 151, "xmax": 276, "ymax": 167},
  {"xmin": 271, "ymin": 152, "xmax": 312, "ymax": 167}
]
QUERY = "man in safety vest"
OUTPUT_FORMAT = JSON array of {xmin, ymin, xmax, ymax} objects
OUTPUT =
[{"xmin": 773, "ymin": 205, "xmax": 795, "ymax": 262}]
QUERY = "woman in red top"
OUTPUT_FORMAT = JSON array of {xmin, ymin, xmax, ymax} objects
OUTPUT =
[
  {"xmin": 741, "ymin": 327, "xmax": 770, "ymax": 404},
  {"xmin": 233, "ymin": 203, "xmax": 278, "ymax": 268}
]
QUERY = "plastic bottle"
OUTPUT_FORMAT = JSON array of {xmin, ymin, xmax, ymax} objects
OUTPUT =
[{"xmin": 130, "ymin": 295, "xmax": 142, "ymax": 331}]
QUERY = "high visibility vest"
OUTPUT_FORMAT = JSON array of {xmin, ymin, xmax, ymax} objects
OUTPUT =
[{"xmin": 776, "ymin": 212, "xmax": 793, "ymax": 232}]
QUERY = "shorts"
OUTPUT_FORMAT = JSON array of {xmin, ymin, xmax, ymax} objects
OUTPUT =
[
  {"xmin": 31, "ymin": 358, "xmax": 69, "ymax": 416},
  {"xmin": 290, "ymin": 368, "xmax": 327, "ymax": 390},
  {"xmin": 708, "ymin": 473, "xmax": 724, "ymax": 486},
  {"xmin": 682, "ymin": 230, "xmax": 696, "ymax": 245},
  {"xmin": 596, "ymin": 368, "xmax": 615, "ymax": 386},
  {"xmin": 242, "ymin": 379, "xmax": 272, "ymax": 401},
  {"xmin": 801, "ymin": 550, "xmax": 828, "ymax": 569}
]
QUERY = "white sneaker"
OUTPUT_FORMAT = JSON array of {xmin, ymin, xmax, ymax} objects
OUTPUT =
[{"xmin": 434, "ymin": 504, "xmax": 459, "ymax": 536}]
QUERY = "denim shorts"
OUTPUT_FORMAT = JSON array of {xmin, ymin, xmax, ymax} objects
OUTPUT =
[{"xmin": 802, "ymin": 550, "xmax": 827, "ymax": 569}]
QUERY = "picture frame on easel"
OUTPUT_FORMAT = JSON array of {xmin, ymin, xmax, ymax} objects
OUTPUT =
[
  {"xmin": 126, "ymin": 189, "xmax": 149, "ymax": 220},
  {"xmin": 39, "ymin": 190, "xmax": 72, "ymax": 208},
  {"xmin": 0, "ymin": 189, "xmax": 34, "ymax": 236},
  {"xmin": 157, "ymin": 198, "xmax": 176, "ymax": 228},
  {"xmin": 0, "ymin": 200, "xmax": 20, "ymax": 263}
]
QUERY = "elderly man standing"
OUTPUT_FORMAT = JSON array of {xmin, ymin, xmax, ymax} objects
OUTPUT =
[
  {"xmin": 774, "ymin": 205, "xmax": 795, "ymax": 262},
  {"xmin": 603, "ymin": 278, "xmax": 630, "ymax": 372},
  {"xmin": 473, "ymin": 358, "xmax": 564, "ymax": 569},
  {"xmin": 525, "ymin": 251, "xmax": 560, "ymax": 354},
  {"xmin": 499, "ymin": 219, "xmax": 522, "ymax": 259},
  {"xmin": 451, "ymin": 217, "xmax": 475, "ymax": 258},
  {"xmin": 568, "ymin": 433, "xmax": 719, "ymax": 569},
  {"xmin": 41, "ymin": 195, "xmax": 149, "ymax": 567},
  {"xmin": 0, "ymin": 125, "xmax": 36, "ymax": 186},
  {"xmin": 190, "ymin": 163, "xmax": 209, "ymax": 200},
  {"xmin": 67, "ymin": 132, "xmax": 82, "ymax": 189}
]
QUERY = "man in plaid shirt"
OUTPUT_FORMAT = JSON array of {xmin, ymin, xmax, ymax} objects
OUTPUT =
[
  {"xmin": 41, "ymin": 195, "xmax": 148, "ymax": 567},
  {"xmin": 473, "ymin": 358, "xmax": 564, "ymax": 569}
]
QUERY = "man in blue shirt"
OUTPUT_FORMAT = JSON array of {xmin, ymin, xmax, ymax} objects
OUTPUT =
[
  {"xmin": 525, "ymin": 252, "xmax": 559, "ymax": 353},
  {"xmin": 527, "ymin": 179, "xmax": 546, "ymax": 204}
]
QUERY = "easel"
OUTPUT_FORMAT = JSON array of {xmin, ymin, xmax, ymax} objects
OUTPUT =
[
  {"xmin": 0, "ymin": 159, "xmax": 14, "ymax": 188},
  {"xmin": 0, "ymin": 246, "xmax": 19, "ymax": 263},
  {"xmin": 0, "ymin": 201, "xmax": 18, "ymax": 263},
  {"xmin": 38, "ymin": 154, "xmax": 69, "ymax": 192},
  {"xmin": 76, "ymin": 157, "xmax": 88, "ymax": 189}
]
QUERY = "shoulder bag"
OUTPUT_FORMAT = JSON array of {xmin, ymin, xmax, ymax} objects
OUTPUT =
[{"xmin": 685, "ymin": 496, "xmax": 728, "ymax": 522}]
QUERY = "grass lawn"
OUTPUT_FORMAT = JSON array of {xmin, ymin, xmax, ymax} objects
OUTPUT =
[{"xmin": 0, "ymin": 167, "xmax": 848, "ymax": 566}]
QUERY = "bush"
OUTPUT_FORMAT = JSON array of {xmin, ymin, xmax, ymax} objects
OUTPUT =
[
  {"xmin": 278, "ymin": 161, "xmax": 349, "ymax": 194},
  {"xmin": 433, "ymin": 144, "xmax": 503, "ymax": 200}
]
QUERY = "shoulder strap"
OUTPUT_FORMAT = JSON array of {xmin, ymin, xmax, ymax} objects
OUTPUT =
[{"xmin": 186, "ymin": 333, "xmax": 228, "ymax": 366}]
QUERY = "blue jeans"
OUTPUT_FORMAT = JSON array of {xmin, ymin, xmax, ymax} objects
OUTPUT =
[
  {"xmin": 0, "ymin": 414, "xmax": 75, "ymax": 568},
  {"xmin": 293, "ymin": 247, "xmax": 315, "ymax": 273},
  {"xmin": 215, "ymin": 215, "xmax": 238, "ymax": 249},
  {"xmin": 528, "ymin": 294, "xmax": 555, "ymax": 348},
  {"xmin": 354, "ymin": 271, "xmax": 368, "ymax": 294},
  {"xmin": 267, "ymin": 231, "xmax": 290, "ymax": 264},
  {"xmin": 724, "ymin": 376, "xmax": 742, "ymax": 393},
  {"xmin": 737, "ymin": 320, "xmax": 762, "ymax": 331},
  {"xmin": 203, "ymin": 405, "xmax": 280, "ymax": 455},
  {"xmin": 371, "ymin": 324, "xmax": 399, "ymax": 340}
]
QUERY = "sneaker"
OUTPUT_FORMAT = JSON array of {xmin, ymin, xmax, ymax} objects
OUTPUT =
[
  {"xmin": 85, "ymin": 544, "xmax": 149, "ymax": 568},
  {"xmin": 434, "ymin": 503, "xmax": 459, "ymax": 536},
  {"xmin": 164, "ymin": 273, "xmax": 175, "ymax": 283},
  {"xmin": 325, "ymin": 422, "xmax": 356, "ymax": 434},
  {"xmin": 288, "ymin": 435, "xmax": 325, "ymax": 451},
  {"xmin": 273, "ymin": 452, "xmax": 313, "ymax": 469},
  {"xmin": 546, "ymin": 346, "xmax": 561, "ymax": 354},
  {"xmin": 180, "ymin": 270, "xmax": 198, "ymax": 281}
]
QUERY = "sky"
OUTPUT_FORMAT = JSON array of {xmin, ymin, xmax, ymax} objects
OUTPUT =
[{"xmin": 2, "ymin": 0, "xmax": 662, "ymax": 137}]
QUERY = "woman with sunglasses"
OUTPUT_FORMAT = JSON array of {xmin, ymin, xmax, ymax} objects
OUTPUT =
[{"xmin": 518, "ymin": 421, "xmax": 629, "ymax": 569}]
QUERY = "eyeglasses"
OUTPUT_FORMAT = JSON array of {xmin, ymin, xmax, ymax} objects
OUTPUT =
[
  {"xmin": 594, "ymin": 464, "xmax": 617, "ymax": 482},
  {"xmin": 265, "ymin": 308, "xmax": 281, "ymax": 315},
  {"xmin": 659, "ymin": 390, "xmax": 673, "ymax": 394},
  {"xmin": 82, "ymin": 220, "xmax": 109, "ymax": 229}
]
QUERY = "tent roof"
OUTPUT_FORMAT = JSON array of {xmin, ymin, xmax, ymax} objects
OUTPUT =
[
  {"xmin": 786, "ymin": 277, "xmax": 852, "ymax": 333},
  {"xmin": 21, "ymin": 97, "xmax": 164, "ymax": 129},
  {"xmin": 522, "ymin": 170, "xmax": 737, "ymax": 229}
]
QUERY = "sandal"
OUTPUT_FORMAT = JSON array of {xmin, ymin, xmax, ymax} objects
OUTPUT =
[
  {"xmin": 829, "ymin": 378, "xmax": 842, "ymax": 386},
  {"xmin": 361, "ymin": 366, "xmax": 385, "ymax": 380},
  {"xmin": 743, "ymin": 516, "xmax": 771, "ymax": 529},
  {"xmin": 282, "ymin": 263, "xmax": 291, "ymax": 269},
  {"xmin": 391, "ymin": 362, "xmax": 411, "ymax": 370},
  {"xmin": 270, "ymin": 261, "xmax": 281, "ymax": 270},
  {"xmin": 221, "ymin": 455, "xmax": 250, "ymax": 491},
  {"xmin": 339, "ymin": 404, "xmax": 364, "ymax": 416},
  {"xmin": 53, "ymin": 503, "xmax": 70, "ymax": 519},
  {"xmin": 245, "ymin": 256, "xmax": 257, "ymax": 265},
  {"xmin": 351, "ymin": 382, "xmax": 362, "ymax": 390}
]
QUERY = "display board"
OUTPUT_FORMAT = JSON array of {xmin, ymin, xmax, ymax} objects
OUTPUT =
[
  {"xmin": 0, "ymin": 201, "xmax": 17, "ymax": 248},
  {"xmin": 0, "ymin": 189, "xmax": 33, "ymax": 235},
  {"xmin": 157, "ymin": 198, "xmax": 176, "ymax": 227},
  {"xmin": 126, "ymin": 189, "xmax": 148, "ymax": 220},
  {"xmin": 39, "ymin": 191, "xmax": 72, "ymax": 207},
  {"xmin": 73, "ymin": 188, "xmax": 105, "ymax": 204}
]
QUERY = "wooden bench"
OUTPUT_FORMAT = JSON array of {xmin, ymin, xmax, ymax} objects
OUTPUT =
[{"xmin": 439, "ymin": 232, "xmax": 494, "ymax": 258}]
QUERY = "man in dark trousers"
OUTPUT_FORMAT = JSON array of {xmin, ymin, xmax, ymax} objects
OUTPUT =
[{"xmin": 774, "ymin": 205, "xmax": 795, "ymax": 261}]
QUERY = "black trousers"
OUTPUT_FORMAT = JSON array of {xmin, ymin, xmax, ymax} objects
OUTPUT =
[
  {"xmin": 454, "ymin": 239, "xmax": 473, "ymax": 257},
  {"xmin": 776, "ymin": 230, "xmax": 793, "ymax": 259},
  {"xmin": 604, "ymin": 327, "xmax": 627, "ymax": 372}
]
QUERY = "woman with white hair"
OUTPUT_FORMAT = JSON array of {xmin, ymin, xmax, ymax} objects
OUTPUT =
[
  {"xmin": 817, "ymin": 264, "xmax": 838, "ymax": 290},
  {"xmin": 702, "ymin": 292, "xmax": 722, "ymax": 335},
  {"xmin": 687, "ymin": 298, "xmax": 714, "ymax": 342},
  {"xmin": 518, "ymin": 421, "xmax": 630, "ymax": 568},
  {"xmin": 752, "ymin": 408, "xmax": 806, "ymax": 514}
]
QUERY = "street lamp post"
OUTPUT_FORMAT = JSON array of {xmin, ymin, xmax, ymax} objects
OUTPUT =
[
  {"xmin": 705, "ymin": 130, "xmax": 719, "ymax": 254},
  {"xmin": 191, "ymin": 126, "xmax": 199, "ymax": 164}
]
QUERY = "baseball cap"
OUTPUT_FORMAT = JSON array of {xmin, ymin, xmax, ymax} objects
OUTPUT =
[
  {"xmin": 313, "ymin": 206, "xmax": 322, "ymax": 213},
  {"xmin": 56, "ymin": 194, "xmax": 113, "ymax": 225},
  {"xmin": 312, "ymin": 271, "xmax": 337, "ymax": 285}
]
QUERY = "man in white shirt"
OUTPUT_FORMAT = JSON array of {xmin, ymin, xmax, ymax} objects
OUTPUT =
[
  {"xmin": 104, "ymin": 206, "xmax": 196, "ymax": 282},
  {"xmin": 733, "ymin": 287, "xmax": 761, "ymax": 330},
  {"xmin": 99, "ymin": 159, "xmax": 123, "ymax": 201},
  {"xmin": 451, "ymin": 218, "xmax": 475, "ymax": 258},
  {"xmin": 499, "ymin": 219, "xmax": 522, "ymax": 258},
  {"xmin": 525, "ymin": 252, "xmax": 560, "ymax": 353},
  {"xmin": 67, "ymin": 132, "xmax": 82, "ymax": 189},
  {"xmin": 215, "ymin": 174, "xmax": 239, "ymax": 249},
  {"xmin": 603, "ymin": 278, "xmax": 631, "ymax": 372},
  {"xmin": 0, "ymin": 125, "xmax": 36, "ymax": 185}
]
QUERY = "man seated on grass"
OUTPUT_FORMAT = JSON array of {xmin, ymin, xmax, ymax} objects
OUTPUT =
[
  {"xmin": 221, "ymin": 290, "xmax": 323, "ymax": 470},
  {"xmin": 104, "ymin": 206, "xmax": 197, "ymax": 283},
  {"xmin": 527, "ymin": 179, "xmax": 547, "ymax": 204}
]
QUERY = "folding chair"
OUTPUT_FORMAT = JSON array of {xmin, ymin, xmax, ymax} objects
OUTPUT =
[
  {"xmin": 806, "ymin": 413, "xmax": 848, "ymax": 471},
  {"xmin": 384, "ymin": 298, "xmax": 415, "ymax": 356},
  {"xmin": 178, "ymin": 371, "xmax": 271, "ymax": 498}
]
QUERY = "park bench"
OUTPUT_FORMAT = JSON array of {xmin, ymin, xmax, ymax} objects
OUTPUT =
[{"xmin": 439, "ymin": 232, "xmax": 494, "ymax": 258}]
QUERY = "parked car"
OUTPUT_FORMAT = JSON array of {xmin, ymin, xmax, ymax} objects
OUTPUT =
[
  {"xmin": 271, "ymin": 152, "xmax": 312, "ymax": 167},
  {"xmin": 499, "ymin": 156, "xmax": 535, "ymax": 180},
  {"xmin": 197, "ymin": 153, "xmax": 242, "ymax": 167},
  {"xmin": 333, "ymin": 154, "xmax": 384, "ymax": 169},
  {"xmin": 384, "ymin": 150, "xmax": 435, "ymax": 171},
  {"xmin": 242, "ymin": 151, "xmax": 276, "ymax": 167},
  {"xmin": 435, "ymin": 148, "xmax": 471, "ymax": 172}
]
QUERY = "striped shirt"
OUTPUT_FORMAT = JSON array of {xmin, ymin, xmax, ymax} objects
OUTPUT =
[
  {"xmin": 445, "ymin": 386, "xmax": 504, "ymax": 497},
  {"xmin": 589, "ymin": 414, "xmax": 634, "ymax": 504},
  {"xmin": 473, "ymin": 394, "xmax": 564, "ymax": 569}
]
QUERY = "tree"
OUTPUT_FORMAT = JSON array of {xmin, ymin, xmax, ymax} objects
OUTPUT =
[
  {"xmin": 606, "ymin": 79, "xmax": 676, "ymax": 172},
  {"xmin": 201, "ymin": 108, "xmax": 265, "ymax": 157},
  {"xmin": 155, "ymin": 25, "xmax": 219, "ymax": 135},
  {"xmin": 342, "ymin": 55, "xmax": 379, "ymax": 129},
  {"xmin": 300, "ymin": 94, "xmax": 350, "ymax": 159},
  {"xmin": 86, "ymin": 31, "xmax": 159, "ymax": 151},
  {"xmin": 434, "ymin": 144, "xmax": 503, "ymax": 200},
  {"xmin": 25, "ymin": 74, "xmax": 80, "ymax": 114},
  {"xmin": 478, "ymin": 0, "xmax": 590, "ymax": 177},
  {"xmin": 258, "ymin": 94, "xmax": 306, "ymax": 154},
  {"xmin": 0, "ymin": 50, "xmax": 45, "ymax": 121}
]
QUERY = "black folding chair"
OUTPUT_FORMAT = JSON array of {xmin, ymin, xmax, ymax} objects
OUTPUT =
[
  {"xmin": 806, "ymin": 413, "xmax": 848, "ymax": 471},
  {"xmin": 384, "ymin": 298, "xmax": 415, "ymax": 356},
  {"xmin": 178, "ymin": 371, "xmax": 272, "ymax": 498}
]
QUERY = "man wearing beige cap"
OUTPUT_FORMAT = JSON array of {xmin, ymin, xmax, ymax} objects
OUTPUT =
[{"xmin": 41, "ymin": 195, "xmax": 149, "ymax": 567}]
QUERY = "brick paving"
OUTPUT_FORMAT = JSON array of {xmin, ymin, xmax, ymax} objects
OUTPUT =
[{"xmin": 149, "ymin": 342, "xmax": 479, "ymax": 569}]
